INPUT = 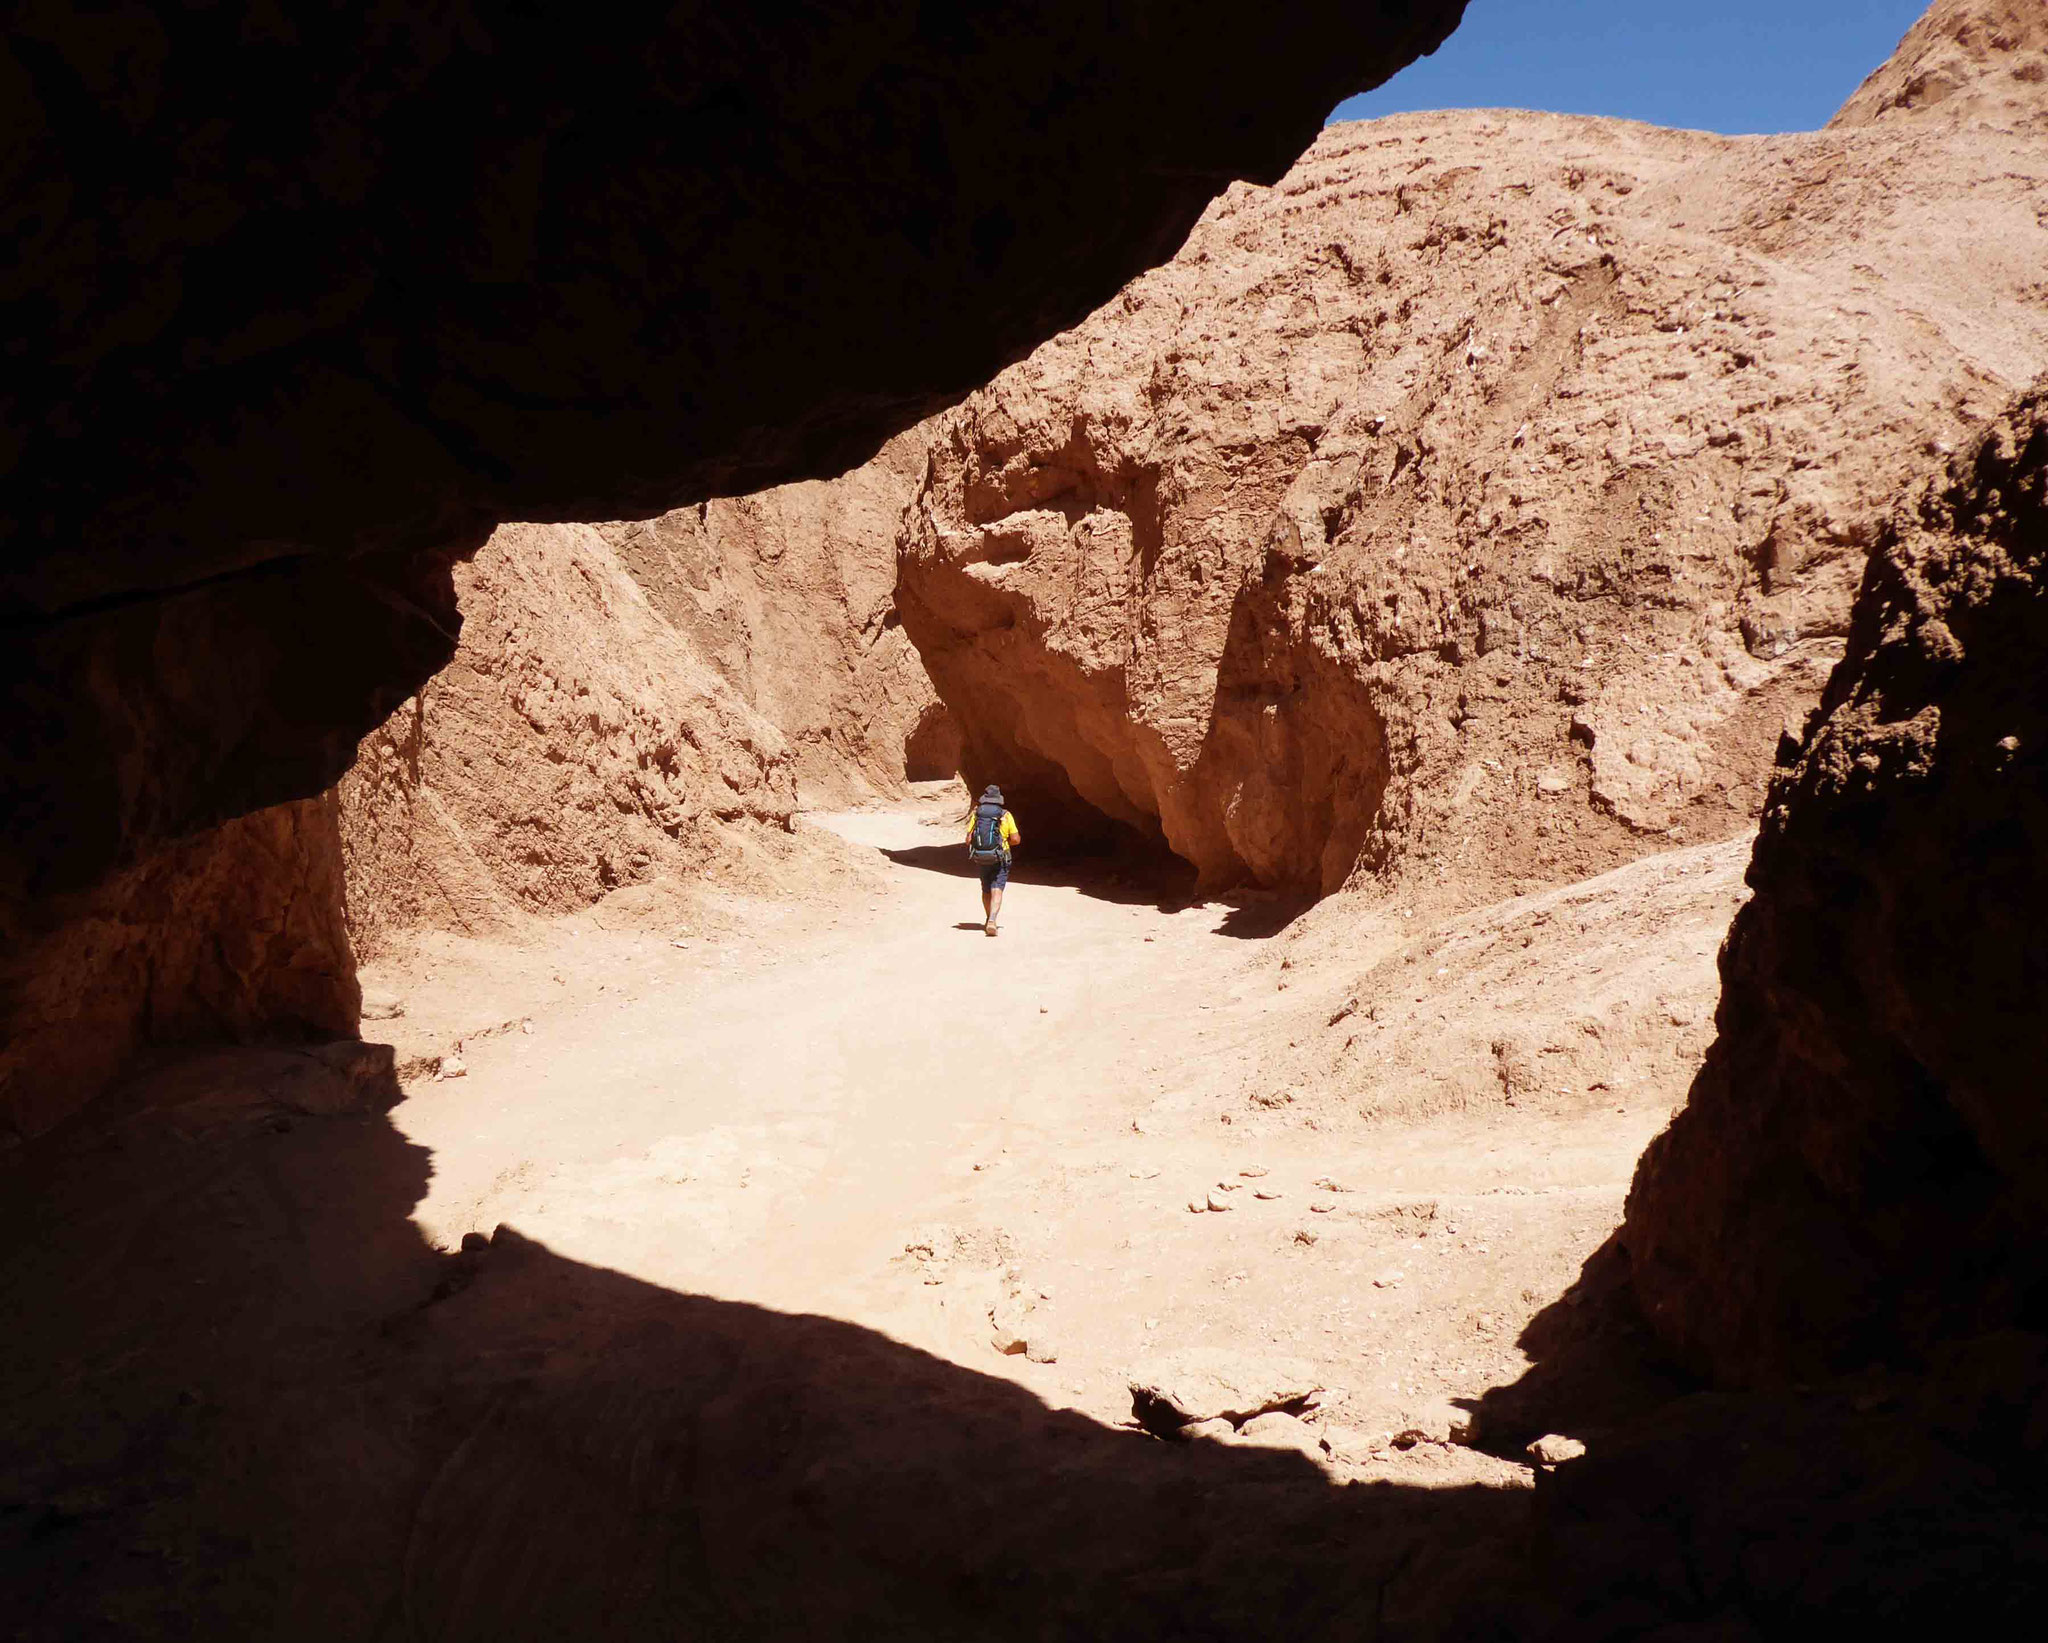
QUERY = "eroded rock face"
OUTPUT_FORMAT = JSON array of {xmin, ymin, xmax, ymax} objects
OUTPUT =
[
  {"xmin": 335, "ymin": 522, "xmax": 798, "ymax": 960},
  {"xmin": 1, "ymin": 0, "xmax": 1466, "ymax": 903},
  {"xmin": 1833, "ymin": 0, "xmax": 2048, "ymax": 129},
  {"xmin": 337, "ymin": 445, "xmax": 940, "ymax": 962},
  {"xmin": 1622, "ymin": 388, "xmax": 2048, "ymax": 1384},
  {"xmin": 0, "ymin": 799, "xmax": 357, "ymax": 1140},
  {"xmin": 898, "ymin": 54, "xmax": 2048, "ymax": 893},
  {"xmin": 598, "ymin": 432, "xmax": 943, "ymax": 809}
]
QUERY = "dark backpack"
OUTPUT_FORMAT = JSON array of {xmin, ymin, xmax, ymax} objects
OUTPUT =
[{"xmin": 968, "ymin": 799, "xmax": 1008, "ymax": 863}]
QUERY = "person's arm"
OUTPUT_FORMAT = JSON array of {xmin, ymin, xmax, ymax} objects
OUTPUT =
[{"xmin": 1003, "ymin": 814, "xmax": 1020, "ymax": 848}]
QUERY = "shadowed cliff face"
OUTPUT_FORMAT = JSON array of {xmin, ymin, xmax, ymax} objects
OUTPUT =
[
  {"xmin": 1622, "ymin": 388, "xmax": 2048, "ymax": 1384},
  {"xmin": 0, "ymin": 0, "xmax": 1466, "ymax": 904}
]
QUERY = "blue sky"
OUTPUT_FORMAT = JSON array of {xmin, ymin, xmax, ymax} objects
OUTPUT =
[{"xmin": 1330, "ymin": 0, "xmax": 1934, "ymax": 135}]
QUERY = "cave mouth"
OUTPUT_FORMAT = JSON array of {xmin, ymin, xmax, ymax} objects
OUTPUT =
[{"xmin": 949, "ymin": 744, "xmax": 1197, "ymax": 903}]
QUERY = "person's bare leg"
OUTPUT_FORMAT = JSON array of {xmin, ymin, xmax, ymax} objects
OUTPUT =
[
  {"xmin": 987, "ymin": 885, "xmax": 1004, "ymax": 933},
  {"xmin": 981, "ymin": 886, "xmax": 993, "ymax": 925}
]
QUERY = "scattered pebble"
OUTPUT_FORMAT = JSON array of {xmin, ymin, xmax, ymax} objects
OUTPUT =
[
  {"xmin": 1527, "ymin": 1433, "xmax": 1587, "ymax": 1467},
  {"xmin": 1254, "ymin": 1189, "xmax": 1284, "ymax": 1201},
  {"xmin": 438, "ymin": 1054, "xmax": 467, "ymax": 1080},
  {"xmin": 1239, "ymin": 1166, "xmax": 1269, "ymax": 1178},
  {"xmin": 1309, "ymin": 1199, "xmax": 1336, "ymax": 1214},
  {"xmin": 1205, "ymin": 1189, "xmax": 1236, "ymax": 1213}
]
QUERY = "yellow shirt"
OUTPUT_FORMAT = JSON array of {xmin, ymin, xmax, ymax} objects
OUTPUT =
[{"xmin": 966, "ymin": 810, "xmax": 1020, "ymax": 849}]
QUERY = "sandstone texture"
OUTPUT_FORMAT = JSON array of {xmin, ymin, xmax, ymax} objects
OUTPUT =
[
  {"xmin": 897, "ymin": 60, "xmax": 2048, "ymax": 894},
  {"xmin": 0, "ymin": 799, "xmax": 356, "ymax": 1141},
  {"xmin": 1832, "ymin": 0, "xmax": 2048, "ymax": 130},
  {"xmin": 597, "ymin": 432, "xmax": 944, "ymax": 809},
  {"xmin": 335, "ymin": 522, "xmax": 795, "ymax": 959},
  {"xmin": 1, "ymin": 0, "xmax": 1465, "ymax": 904},
  {"xmin": 337, "ymin": 441, "xmax": 940, "ymax": 961},
  {"xmin": 1622, "ymin": 386, "xmax": 2048, "ymax": 1384}
]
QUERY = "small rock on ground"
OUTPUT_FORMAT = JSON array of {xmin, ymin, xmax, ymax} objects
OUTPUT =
[
  {"xmin": 1236, "ymin": 1411, "xmax": 1323, "ymax": 1457},
  {"xmin": 1129, "ymin": 1347, "xmax": 1323, "ymax": 1436},
  {"xmin": 1527, "ymin": 1433, "xmax": 1587, "ymax": 1467}
]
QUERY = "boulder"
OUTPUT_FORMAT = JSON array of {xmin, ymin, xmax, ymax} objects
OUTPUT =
[{"xmin": 1128, "ymin": 1348, "xmax": 1322, "ymax": 1436}]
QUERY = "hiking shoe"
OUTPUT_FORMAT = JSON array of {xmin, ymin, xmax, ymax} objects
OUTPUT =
[{"xmin": 985, "ymin": 922, "xmax": 999, "ymax": 937}]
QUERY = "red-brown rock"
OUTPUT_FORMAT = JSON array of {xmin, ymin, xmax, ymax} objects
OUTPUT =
[
  {"xmin": 1622, "ymin": 386, "xmax": 2048, "ymax": 1383},
  {"xmin": 897, "ymin": 49, "xmax": 2048, "ymax": 893},
  {"xmin": 0, "ymin": 0, "xmax": 1466, "ymax": 906},
  {"xmin": 0, "ymin": 799, "xmax": 357, "ymax": 1140}
]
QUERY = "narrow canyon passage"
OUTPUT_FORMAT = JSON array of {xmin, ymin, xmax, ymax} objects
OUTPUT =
[{"xmin": 377, "ymin": 796, "xmax": 1685, "ymax": 1443}]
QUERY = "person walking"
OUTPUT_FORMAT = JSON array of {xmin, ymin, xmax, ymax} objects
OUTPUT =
[{"xmin": 965, "ymin": 784, "xmax": 1020, "ymax": 936}]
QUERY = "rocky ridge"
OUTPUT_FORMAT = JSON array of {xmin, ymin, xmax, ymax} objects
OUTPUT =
[
  {"xmin": 1832, "ymin": 0, "xmax": 2048, "ymax": 130},
  {"xmin": 897, "ymin": 55, "xmax": 2048, "ymax": 896}
]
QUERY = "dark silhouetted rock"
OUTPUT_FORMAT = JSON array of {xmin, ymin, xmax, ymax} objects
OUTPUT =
[
  {"xmin": 2, "ymin": 0, "xmax": 1466, "ymax": 903},
  {"xmin": 1623, "ymin": 387, "xmax": 2048, "ymax": 1383}
]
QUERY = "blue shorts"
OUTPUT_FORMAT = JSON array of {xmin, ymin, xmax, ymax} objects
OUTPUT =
[{"xmin": 978, "ymin": 855, "xmax": 1010, "ymax": 892}]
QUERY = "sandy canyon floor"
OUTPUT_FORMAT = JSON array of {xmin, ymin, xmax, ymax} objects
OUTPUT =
[
  {"xmin": 374, "ymin": 787, "xmax": 1739, "ymax": 1479},
  {"xmin": 2, "ymin": 787, "xmax": 1755, "ymax": 1635}
]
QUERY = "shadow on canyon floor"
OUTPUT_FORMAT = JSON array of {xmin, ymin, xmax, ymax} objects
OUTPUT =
[
  {"xmin": 3, "ymin": 1045, "xmax": 2042, "ymax": 1639},
  {"xmin": 876, "ymin": 837, "xmax": 1311, "ymax": 938}
]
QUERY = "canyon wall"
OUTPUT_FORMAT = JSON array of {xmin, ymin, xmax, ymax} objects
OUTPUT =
[
  {"xmin": 4, "ymin": 2, "xmax": 1466, "ymax": 1135},
  {"xmin": 1622, "ymin": 385, "xmax": 2048, "ymax": 1384},
  {"xmin": 0, "ymin": 800, "xmax": 357, "ymax": 1141},
  {"xmin": 599, "ymin": 432, "xmax": 943, "ymax": 810},
  {"xmin": 1, "ymin": 1, "xmax": 1466, "ymax": 907},
  {"xmin": 897, "ymin": 45, "xmax": 2048, "ymax": 894},
  {"xmin": 338, "ymin": 438, "xmax": 940, "ymax": 961}
]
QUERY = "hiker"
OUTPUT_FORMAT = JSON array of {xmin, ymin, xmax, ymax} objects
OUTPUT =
[{"xmin": 965, "ymin": 784, "xmax": 1020, "ymax": 936}]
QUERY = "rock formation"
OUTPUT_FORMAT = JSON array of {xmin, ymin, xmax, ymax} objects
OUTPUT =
[
  {"xmin": 1, "ymin": 2, "xmax": 1467, "ymax": 1135},
  {"xmin": 0, "ymin": 800, "xmax": 357, "ymax": 1140},
  {"xmin": 1832, "ymin": 0, "xmax": 2048, "ymax": 130},
  {"xmin": 335, "ymin": 521, "xmax": 798, "ymax": 959},
  {"xmin": 1, "ymin": 0, "xmax": 1466, "ymax": 908},
  {"xmin": 897, "ymin": 51, "xmax": 2048, "ymax": 893},
  {"xmin": 1622, "ymin": 385, "xmax": 2048, "ymax": 1384},
  {"xmin": 338, "ymin": 438, "xmax": 940, "ymax": 962},
  {"xmin": 597, "ymin": 431, "xmax": 943, "ymax": 811}
]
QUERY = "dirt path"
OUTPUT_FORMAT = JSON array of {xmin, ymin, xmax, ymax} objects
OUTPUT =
[
  {"xmin": 0, "ymin": 798, "xmax": 1760, "ymax": 1637},
  {"xmin": 381, "ymin": 798, "xmax": 1737, "ymax": 1470},
  {"xmin": 394, "ymin": 806, "xmax": 1256, "ymax": 1336}
]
